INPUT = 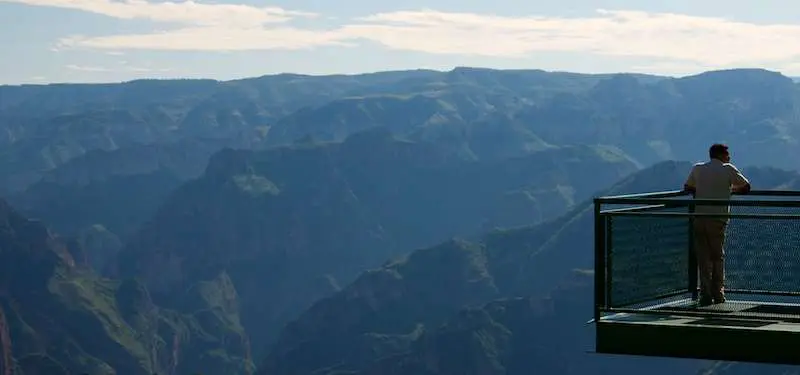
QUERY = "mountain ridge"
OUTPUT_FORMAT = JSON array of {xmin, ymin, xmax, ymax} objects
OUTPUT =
[
  {"xmin": 3, "ymin": 66, "xmax": 800, "ymax": 375},
  {"xmin": 115, "ymin": 131, "xmax": 640, "ymax": 358},
  {"xmin": 4, "ymin": 67, "xmax": 796, "ymax": 195},
  {"xmin": 258, "ymin": 160, "xmax": 800, "ymax": 375}
]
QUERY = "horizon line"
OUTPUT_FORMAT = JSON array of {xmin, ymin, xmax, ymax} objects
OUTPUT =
[{"xmin": 3, "ymin": 66, "xmax": 798, "ymax": 87}]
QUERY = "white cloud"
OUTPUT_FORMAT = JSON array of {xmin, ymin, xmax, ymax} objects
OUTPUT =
[
  {"xmin": 66, "ymin": 64, "xmax": 111, "ymax": 72},
  {"xmin": 66, "ymin": 63, "xmax": 171, "ymax": 73},
  {"xmin": 58, "ymin": 27, "xmax": 351, "ymax": 51},
  {"xmin": 0, "ymin": 0, "xmax": 315, "ymax": 27},
  {"xmin": 0, "ymin": 0, "xmax": 346, "ymax": 51},
  {"xmin": 128, "ymin": 66, "xmax": 172, "ymax": 72},
  {"xmin": 5, "ymin": 0, "xmax": 800, "ymax": 71},
  {"xmin": 339, "ymin": 9, "xmax": 800, "ymax": 67}
]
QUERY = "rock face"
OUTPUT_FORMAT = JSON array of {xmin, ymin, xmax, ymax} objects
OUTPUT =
[
  {"xmin": 0, "ymin": 198, "xmax": 254, "ymax": 375},
  {"xmin": 116, "ymin": 132, "xmax": 640, "ymax": 357}
]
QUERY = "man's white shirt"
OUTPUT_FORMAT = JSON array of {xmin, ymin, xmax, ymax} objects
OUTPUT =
[{"xmin": 685, "ymin": 159, "xmax": 750, "ymax": 220}]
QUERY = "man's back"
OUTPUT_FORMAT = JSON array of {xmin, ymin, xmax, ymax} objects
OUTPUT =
[{"xmin": 686, "ymin": 159, "xmax": 750, "ymax": 218}]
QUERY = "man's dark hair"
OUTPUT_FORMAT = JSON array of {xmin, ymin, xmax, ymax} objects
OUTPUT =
[{"xmin": 709, "ymin": 143, "xmax": 729, "ymax": 159}]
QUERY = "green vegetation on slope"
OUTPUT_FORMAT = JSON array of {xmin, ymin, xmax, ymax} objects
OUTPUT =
[{"xmin": 0, "ymin": 199, "xmax": 255, "ymax": 375}]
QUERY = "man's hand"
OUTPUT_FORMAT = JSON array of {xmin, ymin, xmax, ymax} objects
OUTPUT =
[{"xmin": 733, "ymin": 183, "xmax": 751, "ymax": 194}]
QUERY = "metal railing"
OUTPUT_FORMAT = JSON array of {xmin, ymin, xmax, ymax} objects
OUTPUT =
[{"xmin": 593, "ymin": 189, "xmax": 800, "ymax": 322}]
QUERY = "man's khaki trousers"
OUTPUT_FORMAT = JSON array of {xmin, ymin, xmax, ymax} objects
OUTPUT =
[{"xmin": 692, "ymin": 217, "xmax": 728, "ymax": 303}]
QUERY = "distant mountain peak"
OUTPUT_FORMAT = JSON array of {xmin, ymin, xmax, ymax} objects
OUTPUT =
[{"xmin": 679, "ymin": 68, "xmax": 793, "ymax": 86}]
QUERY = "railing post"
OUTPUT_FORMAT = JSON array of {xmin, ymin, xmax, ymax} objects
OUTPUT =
[
  {"xmin": 594, "ymin": 200, "xmax": 606, "ymax": 322},
  {"xmin": 606, "ymin": 215, "xmax": 613, "ymax": 307},
  {"xmin": 688, "ymin": 201, "xmax": 698, "ymax": 300}
]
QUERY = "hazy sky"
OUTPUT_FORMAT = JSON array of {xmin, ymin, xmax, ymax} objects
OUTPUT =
[{"xmin": 2, "ymin": 0, "xmax": 800, "ymax": 84}]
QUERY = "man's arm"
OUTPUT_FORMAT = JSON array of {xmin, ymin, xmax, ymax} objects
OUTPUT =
[
  {"xmin": 683, "ymin": 166, "xmax": 696, "ymax": 195},
  {"xmin": 728, "ymin": 164, "xmax": 751, "ymax": 194}
]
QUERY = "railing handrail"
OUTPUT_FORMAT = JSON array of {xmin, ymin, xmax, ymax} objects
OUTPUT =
[
  {"xmin": 598, "ymin": 198, "xmax": 800, "ymax": 207},
  {"xmin": 604, "ymin": 212, "xmax": 800, "ymax": 219},
  {"xmin": 595, "ymin": 189, "xmax": 800, "ymax": 206},
  {"xmin": 748, "ymin": 189, "xmax": 800, "ymax": 196},
  {"xmin": 596, "ymin": 190, "xmax": 689, "ymax": 200},
  {"xmin": 597, "ymin": 189, "xmax": 800, "ymax": 201}
]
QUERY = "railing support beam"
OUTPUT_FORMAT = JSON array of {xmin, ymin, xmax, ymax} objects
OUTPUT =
[
  {"xmin": 688, "ymin": 202, "xmax": 698, "ymax": 300},
  {"xmin": 594, "ymin": 199, "xmax": 606, "ymax": 323}
]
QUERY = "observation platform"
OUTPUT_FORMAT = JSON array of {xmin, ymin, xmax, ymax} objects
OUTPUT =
[{"xmin": 592, "ymin": 189, "xmax": 800, "ymax": 365}]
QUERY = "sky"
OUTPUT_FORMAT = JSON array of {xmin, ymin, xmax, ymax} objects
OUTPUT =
[{"xmin": 2, "ymin": 0, "xmax": 800, "ymax": 84}]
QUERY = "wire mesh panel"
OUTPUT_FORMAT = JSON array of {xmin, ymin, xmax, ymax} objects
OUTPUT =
[
  {"xmin": 606, "ymin": 207, "xmax": 691, "ymax": 307},
  {"xmin": 596, "ymin": 191, "xmax": 800, "ymax": 322},
  {"xmin": 724, "ymin": 205, "xmax": 800, "ymax": 300}
]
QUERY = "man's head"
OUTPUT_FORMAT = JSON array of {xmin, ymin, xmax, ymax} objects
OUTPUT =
[{"xmin": 709, "ymin": 143, "xmax": 730, "ymax": 163}]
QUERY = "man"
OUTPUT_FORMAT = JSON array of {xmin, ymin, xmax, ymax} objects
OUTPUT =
[{"xmin": 683, "ymin": 143, "xmax": 751, "ymax": 305}]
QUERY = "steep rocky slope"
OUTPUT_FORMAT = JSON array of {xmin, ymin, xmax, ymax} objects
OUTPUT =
[
  {"xmin": 0, "ymin": 199, "xmax": 253, "ymax": 374},
  {"xmin": 116, "ymin": 130, "xmax": 639, "ymax": 357}
]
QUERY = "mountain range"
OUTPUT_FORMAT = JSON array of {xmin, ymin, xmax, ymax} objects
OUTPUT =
[
  {"xmin": 2, "ymin": 67, "xmax": 800, "ymax": 374},
  {"xmin": 3, "ymin": 67, "xmax": 799, "ymax": 195}
]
